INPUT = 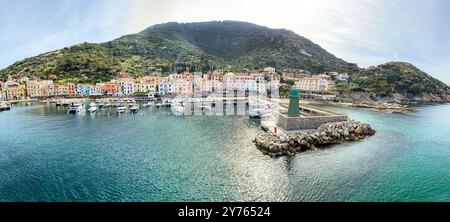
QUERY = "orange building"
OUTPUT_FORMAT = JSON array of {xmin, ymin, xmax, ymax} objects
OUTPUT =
[
  {"xmin": 67, "ymin": 83, "xmax": 77, "ymax": 96},
  {"xmin": 181, "ymin": 72, "xmax": 194, "ymax": 81},
  {"xmin": 105, "ymin": 82, "xmax": 120, "ymax": 95},
  {"xmin": 138, "ymin": 76, "xmax": 161, "ymax": 84}
]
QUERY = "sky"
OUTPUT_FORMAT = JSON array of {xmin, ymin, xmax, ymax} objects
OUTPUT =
[{"xmin": 1, "ymin": 0, "xmax": 449, "ymax": 84}]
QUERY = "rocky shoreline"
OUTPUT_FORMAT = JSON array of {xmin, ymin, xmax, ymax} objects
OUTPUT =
[
  {"xmin": 344, "ymin": 102, "xmax": 416, "ymax": 113},
  {"xmin": 254, "ymin": 120, "xmax": 376, "ymax": 157}
]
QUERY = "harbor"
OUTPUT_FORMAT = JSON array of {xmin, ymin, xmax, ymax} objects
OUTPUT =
[{"xmin": 1, "ymin": 101, "xmax": 450, "ymax": 201}]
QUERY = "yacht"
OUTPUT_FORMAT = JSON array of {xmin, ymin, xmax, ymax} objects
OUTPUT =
[{"xmin": 68, "ymin": 103, "xmax": 85, "ymax": 114}]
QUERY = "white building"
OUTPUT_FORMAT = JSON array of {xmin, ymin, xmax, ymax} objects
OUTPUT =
[
  {"xmin": 117, "ymin": 78, "xmax": 135, "ymax": 96},
  {"xmin": 158, "ymin": 82, "xmax": 174, "ymax": 95},
  {"xmin": 250, "ymin": 73, "xmax": 265, "ymax": 82},
  {"xmin": 89, "ymin": 83, "xmax": 104, "ymax": 96},
  {"xmin": 245, "ymin": 80, "xmax": 258, "ymax": 91},
  {"xmin": 264, "ymin": 67, "xmax": 276, "ymax": 74}
]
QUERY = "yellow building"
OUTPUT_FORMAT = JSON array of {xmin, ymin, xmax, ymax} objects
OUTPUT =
[
  {"xmin": 26, "ymin": 80, "xmax": 41, "ymax": 98},
  {"xmin": 295, "ymin": 75, "xmax": 335, "ymax": 92},
  {"xmin": 6, "ymin": 82, "xmax": 26, "ymax": 100},
  {"xmin": 136, "ymin": 82, "xmax": 157, "ymax": 93},
  {"xmin": 0, "ymin": 90, "xmax": 5, "ymax": 101}
]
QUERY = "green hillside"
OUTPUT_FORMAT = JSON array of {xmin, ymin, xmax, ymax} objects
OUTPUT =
[
  {"xmin": 0, "ymin": 21, "xmax": 357, "ymax": 82},
  {"xmin": 342, "ymin": 62, "xmax": 450, "ymax": 100}
]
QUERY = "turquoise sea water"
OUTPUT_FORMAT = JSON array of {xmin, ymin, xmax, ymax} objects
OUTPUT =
[{"xmin": 0, "ymin": 103, "xmax": 449, "ymax": 202}]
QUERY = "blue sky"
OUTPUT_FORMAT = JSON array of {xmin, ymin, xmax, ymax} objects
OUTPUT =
[{"xmin": 1, "ymin": 0, "xmax": 449, "ymax": 84}]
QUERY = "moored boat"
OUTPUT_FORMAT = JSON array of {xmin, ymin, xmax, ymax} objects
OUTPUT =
[
  {"xmin": 249, "ymin": 107, "xmax": 271, "ymax": 118},
  {"xmin": 117, "ymin": 106, "xmax": 127, "ymax": 114},
  {"xmin": 88, "ymin": 105, "xmax": 98, "ymax": 113},
  {"xmin": 130, "ymin": 105, "xmax": 139, "ymax": 114},
  {"xmin": 0, "ymin": 102, "xmax": 11, "ymax": 111},
  {"xmin": 143, "ymin": 101, "xmax": 154, "ymax": 108},
  {"xmin": 172, "ymin": 104, "xmax": 184, "ymax": 115},
  {"xmin": 68, "ymin": 103, "xmax": 85, "ymax": 114}
]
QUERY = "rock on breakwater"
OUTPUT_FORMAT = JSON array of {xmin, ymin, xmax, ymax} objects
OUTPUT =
[{"xmin": 254, "ymin": 120, "xmax": 376, "ymax": 157}]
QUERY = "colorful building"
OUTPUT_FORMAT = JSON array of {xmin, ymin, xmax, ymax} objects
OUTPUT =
[
  {"xmin": 67, "ymin": 83, "xmax": 77, "ymax": 96},
  {"xmin": 117, "ymin": 78, "xmax": 135, "ymax": 96},
  {"xmin": 264, "ymin": 66, "xmax": 276, "ymax": 74},
  {"xmin": 136, "ymin": 82, "xmax": 157, "ymax": 94},
  {"xmin": 55, "ymin": 84, "xmax": 70, "ymax": 96},
  {"xmin": 39, "ymin": 80, "xmax": 54, "ymax": 97},
  {"xmin": 5, "ymin": 81, "xmax": 26, "ymax": 100},
  {"xmin": 0, "ymin": 90, "xmax": 5, "ymax": 101},
  {"xmin": 202, "ymin": 80, "xmax": 223, "ymax": 93},
  {"xmin": 90, "ymin": 83, "xmax": 104, "ymax": 96},
  {"xmin": 25, "ymin": 80, "xmax": 40, "ymax": 98},
  {"xmin": 158, "ymin": 81, "xmax": 173, "ymax": 95},
  {"xmin": 251, "ymin": 73, "xmax": 265, "ymax": 82},
  {"xmin": 295, "ymin": 75, "xmax": 334, "ymax": 92},
  {"xmin": 173, "ymin": 80, "xmax": 192, "ymax": 95},
  {"xmin": 0, "ymin": 82, "xmax": 5, "ymax": 101},
  {"xmin": 211, "ymin": 71, "xmax": 224, "ymax": 82},
  {"xmin": 168, "ymin": 73, "xmax": 183, "ymax": 82},
  {"xmin": 104, "ymin": 82, "xmax": 120, "ymax": 96},
  {"xmin": 76, "ymin": 84, "xmax": 92, "ymax": 97},
  {"xmin": 181, "ymin": 72, "xmax": 194, "ymax": 81}
]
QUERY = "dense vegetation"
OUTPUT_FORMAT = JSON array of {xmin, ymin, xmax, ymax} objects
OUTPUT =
[
  {"xmin": 0, "ymin": 21, "xmax": 448, "ymax": 99},
  {"xmin": 0, "ymin": 21, "xmax": 356, "ymax": 83},
  {"xmin": 341, "ymin": 62, "xmax": 450, "ymax": 98},
  {"xmin": 0, "ymin": 43, "xmax": 121, "ymax": 84}
]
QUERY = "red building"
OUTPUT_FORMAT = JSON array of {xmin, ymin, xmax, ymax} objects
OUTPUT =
[{"xmin": 105, "ymin": 82, "xmax": 119, "ymax": 95}]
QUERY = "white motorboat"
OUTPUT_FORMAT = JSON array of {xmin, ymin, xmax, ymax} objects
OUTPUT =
[
  {"xmin": 88, "ymin": 105, "xmax": 98, "ymax": 113},
  {"xmin": 130, "ymin": 105, "xmax": 139, "ymax": 114},
  {"xmin": 172, "ymin": 104, "xmax": 184, "ymax": 115},
  {"xmin": 249, "ymin": 107, "xmax": 271, "ymax": 118},
  {"xmin": 68, "ymin": 103, "xmax": 85, "ymax": 114},
  {"xmin": 143, "ymin": 101, "xmax": 154, "ymax": 108},
  {"xmin": 117, "ymin": 106, "xmax": 127, "ymax": 114},
  {"xmin": 0, "ymin": 102, "xmax": 11, "ymax": 111}
]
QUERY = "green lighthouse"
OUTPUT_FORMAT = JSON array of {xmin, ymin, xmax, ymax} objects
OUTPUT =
[{"xmin": 287, "ymin": 87, "xmax": 300, "ymax": 117}]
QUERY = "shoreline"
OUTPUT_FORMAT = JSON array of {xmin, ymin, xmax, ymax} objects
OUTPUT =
[{"xmin": 298, "ymin": 100, "xmax": 417, "ymax": 113}]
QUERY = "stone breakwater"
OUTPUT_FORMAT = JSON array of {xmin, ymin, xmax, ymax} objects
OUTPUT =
[{"xmin": 254, "ymin": 120, "xmax": 376, "ymax": 157}]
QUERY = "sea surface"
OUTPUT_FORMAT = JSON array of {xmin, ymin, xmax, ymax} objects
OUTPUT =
[{"xmin": 0, "ymin": 102, "xmax": 449, "ymax": 202}]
